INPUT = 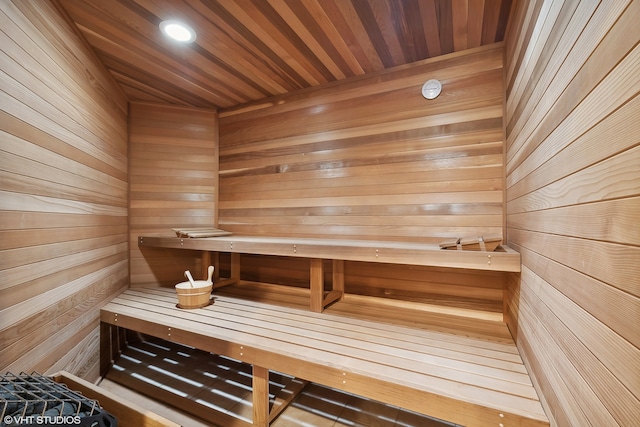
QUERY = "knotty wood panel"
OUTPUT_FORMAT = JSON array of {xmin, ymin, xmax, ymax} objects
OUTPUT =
[
  {"xmin": 129, "ymin": 102, "xmax": 218, "ymax": 287},
  {"xmin": 0, "ymin": 0, "xmax": 128, "ymax": 380},
  {"xmin": 504, "ymin": 1, "xmax": 640, "ymax": 426}
]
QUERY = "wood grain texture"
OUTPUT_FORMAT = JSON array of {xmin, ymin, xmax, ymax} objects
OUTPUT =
[
  {"xmin": 0, "ymin": 0, "xmax": 128, "ymax": 379},
  {"xmin": 138, "ymin": 235, "xmax": 520, "ymax": 272},
  {"xmin": 252, "ymin": 365, "xmax": 269, "ymax": 427},
  {"xmin": 101, "ymin": 287, "xmax": 548, "ymax": 427},
  {"xmin": 218, "ymin": 43, "xmax": 505, "ymax": 242},
  {"xmin": 54, "ymin": 371, "xmax": 181, "ymax": 427},
  {"xmin": 215, "ymin": 44, "xmax": 507, "ymax": 313},
  {"xmin": 56, "ymin": 0, "xmax": 512, "ymax": 110},
  {"xmin": 504, "ymin": 1, "xmax": 640, "ymax": 426},
  {"xmin": 128, "ymin": 102, "xmax": 218, "ymax": 287},
  {"xmin": 140, "ymin": 234, "xmax": 517, "ymax": 315}
]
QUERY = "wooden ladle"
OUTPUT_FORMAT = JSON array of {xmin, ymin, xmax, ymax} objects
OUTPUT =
[
  {"xmin": 206, "ymin": 265, "xmax": 214, "ymax": 284},
  {"xmin": 184, "ymin": 270, "xmax": 196, "ymax": 287}
]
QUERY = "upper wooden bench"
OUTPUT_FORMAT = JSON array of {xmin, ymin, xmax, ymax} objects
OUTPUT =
[
  {"xmin": 139, "ymin": 234, "xmax": 521, "ymax": 271},
  {"xmin": 138, "ymin": 234, "xmax": 521, "ymax": 312}
]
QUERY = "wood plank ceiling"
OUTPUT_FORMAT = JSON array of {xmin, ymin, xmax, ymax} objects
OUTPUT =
[{"xmin": 57, "ymin": 0, "xmax": 512, "ymax": 110}]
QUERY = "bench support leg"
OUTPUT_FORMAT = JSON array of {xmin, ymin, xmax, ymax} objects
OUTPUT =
[
  {"xmin": 310, "ymin": 258, "xmax": 324, "ymax": 312},
  {"xmin": 269, "ymin": 378, "xmax": 308, "ymax": 423},
  {"xmin": 311, "ymin": 259, "xmax": 345, "ymax": 312},
  {"xmin": 253, "ymin": 365, "xmax": 269, "ymax": 427},
  {"xmin": 332, "ymin": 259, "xmax": 345, "ymax": 298},
  {"xmin": 201, "ymin": 250, "xmax": 212, "ymax": 281},
  {"xmin": 212, "ymin": 252, "xmax": 220, "ymax": 281},
  {"xmin": 231, "ymin": 252, "xmax": 241, "ymax": 281},
  {"xmin": 210, "ymin": 251, "xmax": 241, "ymax": 289},
  {"xmin": 100, "ymin": 323, "xmax": 115, "ymax": 377}
]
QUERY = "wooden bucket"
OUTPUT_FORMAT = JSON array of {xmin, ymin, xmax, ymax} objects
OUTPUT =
[{"xmin": 175, "ymin": 281, "xmax": 212, "ymax": 309}]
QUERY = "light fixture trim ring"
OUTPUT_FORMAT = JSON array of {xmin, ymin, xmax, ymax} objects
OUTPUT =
[{"xmin": 160, "ymin": 20, "xmax": 197, "ymax": 43}]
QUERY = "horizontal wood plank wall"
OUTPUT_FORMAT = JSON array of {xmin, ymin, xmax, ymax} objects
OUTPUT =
[
  {"xmin": 219, "ymin": 43, "xmax": 505, "ymax": 243},
  {"xmin": 219, "ymin": 255, "xmax": 505, "ymax": 316},
  {"xmin": 218, "ymin": 43, "xmax": 506, "ymax": 314},
  {"xmin": 504, "ymin": 1, "xmax": 640, "ymax": 426},
  {"xmin": 0, "ymin": 0, "xmax": 128, "ymax": 380},
  {"xmin": 129, "ymin": 102, "xmax": 218, "ymax": 287}
]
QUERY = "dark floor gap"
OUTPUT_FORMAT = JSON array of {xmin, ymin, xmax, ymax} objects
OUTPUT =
[{"xmin": 106, "ymin": 335, "xmax": 460, "ymax": 427}]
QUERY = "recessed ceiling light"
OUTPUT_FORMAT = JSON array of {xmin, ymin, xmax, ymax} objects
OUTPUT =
[{"xmin": 159, "ymin": 20, "xmax": 196, "ymax": 43}]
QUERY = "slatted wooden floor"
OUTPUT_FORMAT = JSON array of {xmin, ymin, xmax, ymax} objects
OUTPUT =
[
  {"xmin": 105, "ymin": 337, "xmax": 458, "ymax": 426},
  {"xmin": 100, "ymin": 285, "xmax": 548, "ymax": 427}
]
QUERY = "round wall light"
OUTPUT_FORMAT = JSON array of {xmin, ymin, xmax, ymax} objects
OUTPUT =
[
  {"xmin": 160, "ymin": 20, "xmax": 197, "ymax": 43},
  {"xmin": 421, "ymin": 79, "xmax": 442, "ymax": 99}
]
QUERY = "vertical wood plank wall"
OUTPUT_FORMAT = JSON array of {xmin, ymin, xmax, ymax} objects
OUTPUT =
[
  {"xmin": 0, "ymin": 0, "xmax": 128, "ymax": 380},
  {"xmin": 129, "ymin": 102, "xmax": 218, "ymax": 287},
  {"xmin": 504, "ymin": 1, "xmax": 640, "ymax": 426},
  {"xmin": 218, "ymin": 44, "xmax": 507, "ymax": 314}
]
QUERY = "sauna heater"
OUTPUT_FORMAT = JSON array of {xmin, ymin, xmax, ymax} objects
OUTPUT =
[{"xmin": 0, "ymin": 372, "xmax": 116, "ymax": 427}]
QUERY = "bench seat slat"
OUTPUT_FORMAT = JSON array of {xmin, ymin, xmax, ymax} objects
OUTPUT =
[
  {"xmin": 123, "ymin": 289, "xmax": 529, "ymax": 375},
  {"xmin": 115, "ymin": 291, "xmax": 534, "ymax": 390},
  {"xmin": 130, "ymin": 286, "xmax": 522, "ymax": 358},
  {"xmin": 121, "ymin": 287, "xmax": 518, "ymax": 359},
  {"xmin": 101, "ymin": 288, "xmax": 548, "ymax": 426},
  {"xmin": 102, "ymin": 302, "xmax": 544, "ymax": 417},
  {"xmin": 138, "ymin": 235, "xmax": 522, "ymax": 272},
  {"xmin": 209, "ymin": 301, "xmax": 529, "ymax": 375},
  {"xmin": 209, "ymin": 281, "xmax": 514, "ymax": 341}
]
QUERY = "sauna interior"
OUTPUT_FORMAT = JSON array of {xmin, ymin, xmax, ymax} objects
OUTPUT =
[{"xmin": 1, "ymin": 1, "xmax": 638, "ymax": 426}]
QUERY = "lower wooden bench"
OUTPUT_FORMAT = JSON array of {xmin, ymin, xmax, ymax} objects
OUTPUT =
[{"xmin": 100, "ymin": 287, "xmax": 549, "ymax": 427}]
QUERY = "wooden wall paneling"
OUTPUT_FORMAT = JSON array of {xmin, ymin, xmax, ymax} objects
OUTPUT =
[
  {"xmin": 516, "ymin": 298, "xmax": 605, "ymax": 427},
  {"xmin": 506, "ymin": 0, "xmax": 636, "ymax": 171},
  {"xmin": 1, "ymin": 3, "xmax": 127, "ymax": 159},
  {"xmin": 0, "ymin": 225, "xmax": 127, "ymax": 309},
  {"xmin": 503, "ymin": 272, "xmax": 520, "ymax": 340},
  {"xmin": 503, "ymin": 0, "xmax": 545, "ymax": 95},
  {"xmin": 0, "ymin": 1, "xmax": 129, "ymax": 380},
  {"xmin": 513, "ymin": 312, "xmax": 571, "ymax": 427},
  {"xmin": 219, "ymin": 43, "xmax": 506, "ymax": 243},
  {"xmin": 344, "ymin": 262, "xmax": 505, "ymax": 315},
  {"xmin": 1, "ymin": 0, "xmax": 128, "ymax": 379},
  {"xmin": 53, "ymin": 327, "xmax": 102, "ymax": 380},
  {"xmin": 508, "ymin": 197, "xmax": 640, "ymax": 246},
  {"xmin": 218, "ymin": 42, "xmax": 504, "ymax": 133},
  {"xmin": 1, "ymin": 262, "xmax": 128, "ymax": 351},
  {"xmin": 234, "ymin": 255, "xmax": 313, "ymax": 288},
  {"xmin": 504, "ymin": 0, "xmax": 584, "ymax": 125},
  {"xmin": 513, "ymin": 245, "xmax": 640, "ymax": 395},
  {"xmin": 507, "ymin": 93, "xmax": 640, "ymax": 205},
  {"xmin": 506, "ymin": 216, "xmax": 640, "ymax": 349},
  {"xmin": 506, "ymin": 0, "xmax": 592, "ymax": 140},
  {"xmin": 217, "ymin": 44, "xmax": 507, "ymax": 314},
  {"xmin": 128, "ymin": 102, "xmax": 218, "ymax": 287},
  {"xmin": 518, "ymin": 266, "xmax": 638, "ymax": 426},
  {"xmin": 508, "ymin": 49, "xmax": 639, "ymax": 191},
  {"xmin": 504, "ymin": 1, "xmax": 640, "ymax": 425}
]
